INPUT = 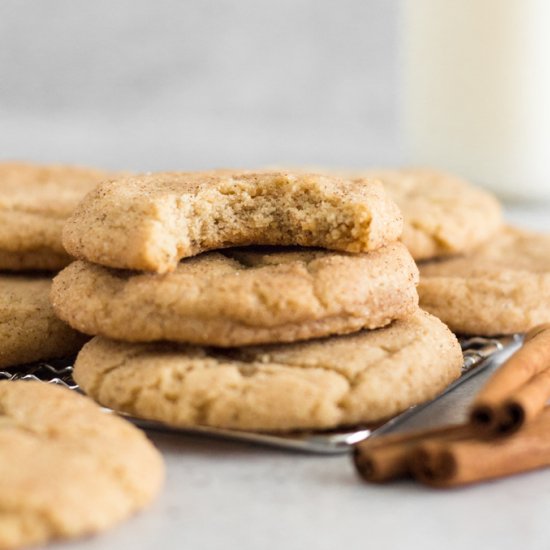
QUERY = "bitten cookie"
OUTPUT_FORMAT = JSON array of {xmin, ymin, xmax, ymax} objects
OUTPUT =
[
  {"xmin": 62, "ymin": 171, "xmax": 403, "ymax": 273},
  {"xmin": 0, "ymin": 276, "xmax": 87, "ymax": 368},
  {"xmin": 51, "ymin": 242, "xmax": 419, "ymax": 347},
  {"xmin": 0, "ymin": 381, "xmax": 164, "ymax": 550},
  {"xmin": 73, "ymin": 310, "xmax": 462, "ymax": 432},
  {"xmin": 419, "ymin": 227, "xmax": 550, "ymax": 335},
  {"xmin": 0, "ymin": 162, "xmax": 121, "ymax": 270},
  {"xmin": 347, "ymin": 168, "xmax": 502, "ymax": 260}
]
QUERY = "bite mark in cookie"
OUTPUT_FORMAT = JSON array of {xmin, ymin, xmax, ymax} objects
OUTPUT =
[{"xmin": 63, "ymin": 171, "xmax": 403, "ymax": 273}]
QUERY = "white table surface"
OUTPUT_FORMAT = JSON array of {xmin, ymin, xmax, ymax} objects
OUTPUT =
[{"xmin": 51, "ymin": 205, "xmax": 550, "ymax": 550}]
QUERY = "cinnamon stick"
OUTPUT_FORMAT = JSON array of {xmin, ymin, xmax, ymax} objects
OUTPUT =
[
  {"xmin": 498, "ymin": 369, "xmax": 550, "ymax": 434},
  {"xmin": 353, "ymin": 425, "xmax": 472, "ymax": 482},
  {"xmin": 412, "ymin": 407, "xmax": 550, "ymax": 487},
  {"xmin": 470, "ymin": 324, "xmax": 550, "ymax": 435}
]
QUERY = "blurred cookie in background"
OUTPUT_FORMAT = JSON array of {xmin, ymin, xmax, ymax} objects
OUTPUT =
[
  {"xmin": 0, "ymin": 275, "xmax": 87, "ymax": 368},
  {"xmin": 419, "ymin": 227, "xmax": 550, "ymax": 335},
  {"xmin": 358, "ymin": 168, "xmax": 502, "ymax": 260},
  {"xmin": 0, "ymin": 162, "xmax": 124, "ymax": 270}
]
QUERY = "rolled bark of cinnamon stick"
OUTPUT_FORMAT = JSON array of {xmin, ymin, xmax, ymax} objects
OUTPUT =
[
  {"xmin": 498, "ymin": 369, "xmax": 550, "ymax": 434},
  {"xmin": 470, "ymin": 325, "xmax": 550, "ymax": 435},
  {"xmin": 413, "ymin": 407, "xmax": 550, "ymax": 487},
  {"xmin": 353, "ymin": 425, "xmax": 472, "ymax": 483}
]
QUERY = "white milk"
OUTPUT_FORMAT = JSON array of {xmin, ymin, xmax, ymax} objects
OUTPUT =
[{"xmin": 402, "ymin": 0, "xmax": 550, "ymax": 201}]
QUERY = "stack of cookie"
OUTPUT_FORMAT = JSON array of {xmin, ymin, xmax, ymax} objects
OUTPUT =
[
  {"xmin": 0, "ymin": 162, "xmax": 122, "ymax": 368},
  {"xmin": 51, "ymin": 171, "xmax": 464, "ymax": 432}
]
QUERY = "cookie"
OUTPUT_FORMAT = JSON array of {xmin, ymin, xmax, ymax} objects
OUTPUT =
[
  {"xmin": 62, "ymin": 171, "xmax": 403, "ymax": 273},
  {"xmin": 340, "ymin": 168, "xmax": 503, "ymax": 260},
  {"xmin": 419, "ymin": 227, "xmax": 550, "ymax": 335},
  {"xmin": 0, "ymin": 275, "xmax": 87, "ymax": 368},
  {"xmin": 51, "ymin": 242, "xmax": 419, "ymax": 347},
  {"xmin": 0, "ymin": 381, "xmax": 164, "ymax": 549},
  {"xmin": 0, "ymin": 162, "xmax": 121, "ymax": 270},
  {"xmin": 73, "ymin": 310, "xmax": 462, "ymax": 432}
]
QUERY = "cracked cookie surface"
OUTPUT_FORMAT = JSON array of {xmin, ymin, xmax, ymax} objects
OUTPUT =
[
  {"xmin": 52, "ymin": 242, "xmax": 419, "ymax": 346},
  {"xmin": 62, "ymin": 171, "xmax": 403, "ymax": 273},
  {"xmin": 0, "ymin": 275, "xmax": 87, "ymax": 368},
  {"xmin": 0, "ymin": 162, "xmax": 121, "ymax": 270},
  {"xmin": 419, "ymin": 227, "xmax": 550, "ymax": 335},
  {"xmin": 0, "ymin": 381, "xmax": 164, "ymax": 550},
  {"xmin": 73, "ymin": 310, "xmax": 462, "ymax": 432}
]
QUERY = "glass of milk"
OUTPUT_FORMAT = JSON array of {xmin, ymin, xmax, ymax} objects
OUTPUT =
[{"xmin": 402, "ymin": 0, "xmax": 550, "ymax": 201}]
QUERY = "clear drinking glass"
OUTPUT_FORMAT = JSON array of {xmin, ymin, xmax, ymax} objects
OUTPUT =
[{"xmin": 402, "ymin": 0, "xmax": 550, "ymax": 201}]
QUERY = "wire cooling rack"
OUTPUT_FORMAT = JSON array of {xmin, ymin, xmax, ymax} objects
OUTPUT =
[{"xmin": 0, "ymin": 334, "xmax": 522, "ymax": 454}]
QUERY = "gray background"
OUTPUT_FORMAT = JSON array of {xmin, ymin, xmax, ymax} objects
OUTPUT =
[{"xmin": 0, "ymin": 0, "xmax": 401, "ymax": 172}]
